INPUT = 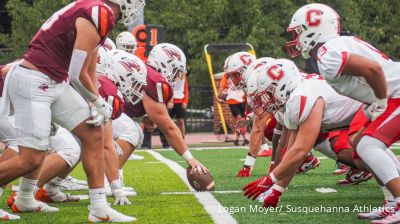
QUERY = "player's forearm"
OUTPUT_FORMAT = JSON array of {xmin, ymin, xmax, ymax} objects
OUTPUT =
[
  {"xmin": 72, "ymin": 72, "xmax": 99, "ymax": 102},
  {"xmin": 248, "ymin": 122, "xmax": 263, "ymax": 156},
  {"xmin": 363, "ymin": 67, "xmax": 387, "ymax": 100},
  {"xmin": 157, "ymin": 119, "xmax": 188, "ymax": 155},
  {"xmin": 273, "ymin": 146, "xmax": 309, "ymax": 180}
]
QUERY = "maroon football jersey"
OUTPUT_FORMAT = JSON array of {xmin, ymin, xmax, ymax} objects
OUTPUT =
[
  {"xmin": 124, "ymin": 65, "xmax": 173, "ymax": 118},
  {"xmin": 24, "ymin": 0, "xmax": 115, "ymax": 83},
  {"xmin": 98, "ymin": 75, "xmax": 124, "ymax": 120}
]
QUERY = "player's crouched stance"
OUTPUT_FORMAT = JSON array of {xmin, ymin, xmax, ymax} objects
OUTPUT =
[
  {"xmin": 0, "ymin": 0, "xmax": 145, "ymax": 222},
  {"xmin": 242, "ymin": 59, "xmax": 364, "ymax": 208}
]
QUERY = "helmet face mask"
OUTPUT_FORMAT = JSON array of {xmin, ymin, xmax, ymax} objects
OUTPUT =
[
  {"xmin": 147, "ymin": 43, "xmax": 187, "ymax": 88},
  {"xmin": 286, "ymin": 3, "xmax": 340, "ymax": 59},
  {"xmin": 116, "ymin": 31, "xmax": 137, "ymax": 54},
  {"xmin": 223, "ymin": 52, "xmax": 256, "ymax": 91},
  {"xmin": 106, "ymin": 50, "xmax": 147, "ymax": 105},
  {"xmin": 109, "ymin": 0, "xmax": 146, "ymax": 27}
]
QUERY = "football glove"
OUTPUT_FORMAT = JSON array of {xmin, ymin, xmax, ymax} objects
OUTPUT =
[
  {"xmin": 263, "ymin": 185, "xmax": 285, "ymax": 208},
  {"xmin": 363, "ymin": 98, "xmax": 387, "ymax": 121},
  {"xmin": 112, "ymin": 188, "xmax": 131, "ymax": 206},
  {"xmin": 243, "ymin": 175, "xmax": 275, "ymax": 200},
  {"xmin": 87, "ymin": 97, "xmax": 112, "ymax": 126},
  {"xmin": 237, "ymin": 165, "xmax": 253, "ymax": 177}
]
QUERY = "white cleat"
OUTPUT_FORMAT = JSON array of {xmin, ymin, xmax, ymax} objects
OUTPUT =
[
  {"xmin": 372, "ymin": 211, "xmax": 400, "ymax": 224},
  {"xmin": 106, "ymin": 186, "xmax": 137, "ymax": 197},
  {"xmin": 61, "ymin": 178, "xmax": 88, "ymax": 191},
  {"xmin": 66, "ymin": 176, "xmax": 88, "ymax": 186},
  {"xmin": 12, "ymin": 200, "xmax": 59, "ymax": 213},
  {"xmin": 88, "ymin": 205, "xmax": 137, "ymax": 222},
  {"xmin": 358, "ymin": 200, "xmax": 396, "ymax": 220},
  {"xmin": 128, "ymin": 154, "xmax": 144, "ymax": 160},
  {"xmin": 0, "ymin": 209, "xmax": 20, "ymax": 220}
]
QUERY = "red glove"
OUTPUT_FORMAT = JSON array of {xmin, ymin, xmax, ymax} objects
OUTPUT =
[
  {"xmin": 243, "ymin": 175, "xmax": 275, "ymax": 200},
  {"xmin": 237, "ymin": 165, "xmax": 252, "ymax": 177},
  {"xmin": 263, "ymin": 188, "xmax": 283, "ymax": 208}
]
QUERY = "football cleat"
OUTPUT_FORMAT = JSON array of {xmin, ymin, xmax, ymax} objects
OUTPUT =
[
  {"xmin": 88, "ymin": 205, "xmax": 137, "ymax": 222},
  {"xmin": 0, "ymin": 209, "xmax": 20, "ymax": 220},
  {"xmin": 296, "ymin": 154, "xmax": 320, "ymax": 174},
  {"xmin": 60, "ymin": 178, "xmax": 88, "ymax": 191},
  {"xmin": 333, "ymin": 163, "xmax": 348, "ymax": 175},
  {"xmin": 128, "ymin": 154, "xmax": 144, "ymax": 160},
  {"xmin": 35, "ymin": 188, "xmax": 80, "ymax": 203},
  {"xmin": 336, "ymin": 168, "xmax": 373, "ymax": 185},
  {"xmin": 236, "ymin": 166, "xmax": 253, "ymax": 177},
  {"xmin": 6, "ymin": 192, "xmax": 17, "ymax": 208},
  {"xmin": 257, "ymin": 148, "xmax": 272, "ymax": 157},
  {"xmin": 11, "ymin": 200, "xmax": 59, "ymax": 213},
  {"xmin": 106, "ymin": 185, "xmax": 137, "ymax": 197},
  {"xmin": 371, "ymin": 204, "xmax": 400, "ymax": 224},
  {"xmin": 358, "ymin": 200, "xmax": 396, "ymax": 220},
  {"xmin": 66, "ymin": 176, "xmax": 88, "ymax": 186}
]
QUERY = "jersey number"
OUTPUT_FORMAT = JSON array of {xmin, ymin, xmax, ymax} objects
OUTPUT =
[{"xmin": 41, "ymin": 2, "xmax": 76, "ymax": 31}]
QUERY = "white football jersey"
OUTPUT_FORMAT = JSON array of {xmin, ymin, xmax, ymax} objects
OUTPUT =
[
  {"xmin": 283, "ymin": 78, "xmax": 361, "ymax": 132},
  {"xmin": 317, "ymin": 36, "xmax": 400, "ymax": 104}
]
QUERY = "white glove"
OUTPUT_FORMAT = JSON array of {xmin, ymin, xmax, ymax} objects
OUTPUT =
[
  {"xmin": 112, "ymin": 188, "xmax": 132, "ymax": 205},
  {"xmin": 86, "ymin": 97, "xmax": 112, "ymax": 126},
  {"xmin": 363, "ymin": 98, "xmax": 387, "ymax": 121}
]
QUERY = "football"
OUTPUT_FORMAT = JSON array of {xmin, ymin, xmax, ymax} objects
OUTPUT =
[{"xmin": 186, "ymin": 166, "xmax": 215, "ymax": 191}]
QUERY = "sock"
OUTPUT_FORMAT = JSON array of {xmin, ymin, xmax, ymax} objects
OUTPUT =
[
  {"xmin": 118, "ymin": 169, "xmax": 124, "ymax": 187},
  {"xmin": 381, "ymin": 186, "xmax": 395, "ymax": 202},
  {"xmin": 44, "ymin": 177, "xmax": 64, "ymax": 195},
  {"xmin": 17, "ymin": 178, "xmax": 38, "ymax": 204},
  {"xmin": 89, "ymin": 188, "xmax": 107, "ymax": 209}
]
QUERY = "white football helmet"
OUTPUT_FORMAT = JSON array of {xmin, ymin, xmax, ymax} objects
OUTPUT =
[
  {"xmin": 108, "ymin": 0, "xmax": 146, "ymax": 27},
  {"xmin": 106, "ymin": 52, "xmax": 147, "ymax": 105},
  {"xmin": 242, "ymin": 57, "xmax": 275, "ymax": 88},
  {"xmin": 103, "ymin": 38, "xmax": 117, "ymax": 51},
  {"xmin": 116, "ymin": 31, "xmax": 138, "ymax": 54},
  {"xmin": 223, "ymin": 52, "xmax": 256, "ymax": 90},
  {"xmin": 256, "ymin": 59, "xmax": 301, "ymax": 116},
  {"xmin": 286, "ymin": 3, "xmax": 340, "ymax": 59},
  {"xmin": 147, "ymin": 43, "xmax": 186, "ymax": 88},
  {"xmin": 96, "ymin": 46, "xmax": 111, "ymax": 74},
  {"xmin": 245, "ymin": 71, "xmax": 262, "ymax": 113}
]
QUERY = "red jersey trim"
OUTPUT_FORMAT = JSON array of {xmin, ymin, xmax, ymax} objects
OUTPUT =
[
  {"xmin": 334, "ymin": 51, "xmax": 349, "ymax": 78},
  {"xmin": 299, "ymin": 96, "xmax": 307, "ymax": 121}
]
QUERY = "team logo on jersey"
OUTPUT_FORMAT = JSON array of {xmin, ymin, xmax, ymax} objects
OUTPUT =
[
  {"xmin": 119, "ymin": 59, "xmax": 141, "ymax": 73},
  {"xmin": 162, "ymin": 46, "xmax": 182, "ymax": 61}
]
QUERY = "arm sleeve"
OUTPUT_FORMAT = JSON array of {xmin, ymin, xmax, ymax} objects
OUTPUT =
[
  {"xmin": 317, "ymin": 44, "xmax": 349, "ymax": 81},
  {"xmin": 183, "ymin": 74, "xmax": 189, "ymax": 104}
]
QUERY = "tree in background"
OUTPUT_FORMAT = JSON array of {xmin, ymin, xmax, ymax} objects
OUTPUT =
[{"xmin": 1, "ymin": 0, "xmax": 399, "ymax": 81}]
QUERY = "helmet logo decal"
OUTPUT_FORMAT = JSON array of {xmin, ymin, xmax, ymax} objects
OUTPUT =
[
  {"xmin": 306, "ymin": 9, "xmax": 322, "ymax": 27},
  {"xmin": 102, "ymin": 42, "xmax": 114, "ymax": 51},
  {"xmin": 162, "ymin": 46, "xmax": 182, "ymax": 61},
  {"xmin": 267, "ymin": 65, "xmax": 284, "ymax": 81},
  {"xmin": 119, "ymin": 59, "xmax": 141, "ymax": 72},
  {"xmin": 240, "ymin": 55, "xmax": 253, "ymax": 66}
]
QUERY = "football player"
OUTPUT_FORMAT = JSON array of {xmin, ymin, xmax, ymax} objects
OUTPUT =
[
  {"xmin": 242, "ymin": 59, "xmax": 373, "ymax": 207},
  {"xmin": 122, "ymin": 43, "xmax": 208, "ymax": 174},
  {"xmin": 116, "ymin": 31, "xmax": 138, "ymax": 54},
  {"xmin": 0, "ymin": 0, "xmax": 145, "ymax": 222},
  {"xmin": 286, "ymin": 3, "xmax": 400, "ymax": 222}
]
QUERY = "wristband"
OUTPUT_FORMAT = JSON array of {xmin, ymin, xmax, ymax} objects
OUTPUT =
[
  {"xmin": 273, "ymin": 128, "xmax": 282, "ymax": 136},
  {"xmin": 182, "ymin": 150, "xmax": 193, "ymax": 161},
  {"xmin": 244, "ymin": 154, "xmax": 256, "ymax": 167},
  {"xmin": 270, "ymin": 172, "xmax": 278, "ymax": 183},
  {"xmin": 272, "ymin": 184, "xmax": 286, "ymax": 193}
]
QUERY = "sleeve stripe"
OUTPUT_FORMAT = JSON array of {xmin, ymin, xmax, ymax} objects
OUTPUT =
[
  {"xmin": 334, "ymin": 51, "xmax": 349, "ymax": 78},
  {"xmin": 299, "ymin": 96, "xmax": 307, "ymax": 120},
  {"xmin": 91, "ymin": 6, "xmax": 99, "ymax": 29},
  {"xmin": 156, "ymin": 83, "xmax": 164, "ymax": 103},
  {"xmin": 99, "ymin": 6, "xmax": 108, "ymax": 37}
]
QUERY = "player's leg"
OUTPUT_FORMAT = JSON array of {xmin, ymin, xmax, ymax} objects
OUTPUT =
[{"xmin": 175, "ymin": 103, "xmax": 186, "ymax": 139}]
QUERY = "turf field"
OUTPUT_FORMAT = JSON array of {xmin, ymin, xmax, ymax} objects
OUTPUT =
[{"xmin": 2, "ymin": 147, "xmax": 397, "ymax": 224}]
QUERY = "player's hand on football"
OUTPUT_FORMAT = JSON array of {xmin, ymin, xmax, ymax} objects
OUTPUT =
[
  {"xmin": 187, "ymin": 158, "xmax": 209, "ymax": 175},
  {"xmin": 363, "ymin": 98, "xmax": 387, "ymax": 121},
  {"xmin": 243, "ymin": 175, "xmax": 275, "ymax": 200},
  {"xmin": 263, "ymin": 187, "xmax": 283, "ymax": 208},
  {"xmin": 113, "ymin": 188, "xmax": 132, "ymax": 206},
  {"xmin": 87, "ymin": 97, "xmax": 112, "ymax": 126},
  {"xmin": 236, "ymin": 165, "xmax": 252, "ymax": 177}
]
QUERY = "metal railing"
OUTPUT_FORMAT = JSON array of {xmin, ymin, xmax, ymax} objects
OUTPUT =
[{"xmin": 185, "ymin": 84, "xmax": 214, "ymax": 133}]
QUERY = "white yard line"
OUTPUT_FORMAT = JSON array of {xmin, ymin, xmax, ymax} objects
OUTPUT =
[
  {"xmin": 147, "ymin": 150, "xmax": 237, "ymax": 224},
  {"xmin": 161, "ymin": 190, "xmax": 242, "ymax": 195}
]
